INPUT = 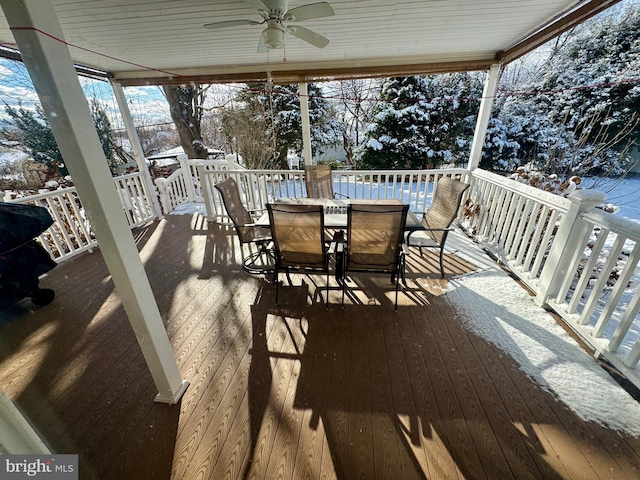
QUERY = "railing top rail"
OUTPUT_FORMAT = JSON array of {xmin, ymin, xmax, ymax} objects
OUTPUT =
[
  {"xmin": 471, "ymin": 169, "xmax": 572, "ymax": 211},
  {"xmin": 581, "ymin": 209, "xmax": 640, "ymax": 241},
  {"xmin": 200, "ymin": 167, "xmax": 468, "ymax": 176},
  {"xmin": 186, "ymin": 159, "xmax": 232, "ymax": 166},
  {"xmin": 114, "ymin": 171, "xmax": 145, "ymax": 181},
  {"xmin": 8, "ymin": 186, "xmax": 77, "ymax": 202},
  {"xmin": 155, "ymin": 167, "xmax": 184, "ymax": 184}
]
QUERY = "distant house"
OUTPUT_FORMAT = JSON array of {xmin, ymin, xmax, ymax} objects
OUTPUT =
[
  {"xmin": 0, "ymin": 147, "xmax": 31, "ymax": 176},
  {"xmin": 117, "ymin": 146, "xmax": 226, "ymax": 174},
  {"xmin": 314, "ymin": 146, "xmax": 347, "ymax": 165}
]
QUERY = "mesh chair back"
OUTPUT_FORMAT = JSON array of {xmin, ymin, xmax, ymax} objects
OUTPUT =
[
  {"xmin": 267, "ymin": 203, "xmax": 326, "ymax": 269},
  {"xmin": 422, "ymin": 177, "xmax": 470, "ymax": 244},
  {"xmin": 214, "ymin": 177, "xmax": 258, "ymax": 244},
  {"xmin": 304, "ymin": 164, "xmax": 334, "ymax": 199},
  {"xmin": 346, "ymin": 204, "xmax": 408, "ymax": 272}
]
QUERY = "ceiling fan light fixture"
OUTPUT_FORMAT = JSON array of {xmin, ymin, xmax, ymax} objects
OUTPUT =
[{"xmin": 263, "ymin": 26, "xmax": 284, "ymax": 49}]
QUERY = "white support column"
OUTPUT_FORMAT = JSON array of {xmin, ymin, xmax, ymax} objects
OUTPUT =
[
  {"xmin": 468, "ymin": 63, "xmax": 502, "ymax": 171},
  {"xmin": 0, "ymin": 388, "xmax": 51, "ymax": 454},
  {"xmin": 110, "ymin": 80, "xmax": 163, "ymax": 219},
  {"xmin": 299, "ymin": 82, "xmax": 313, "ymax": 165},
  {"xmin": 1, "ymin": 0, "xmax": 188, "ymax": 404}
]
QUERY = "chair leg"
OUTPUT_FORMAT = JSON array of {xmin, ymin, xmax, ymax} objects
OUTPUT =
[
  {"xmin": 439, "ymin": 248, "xmax": 445, "ymax": 277},
  {"xmin": 341, "ymin": 276, "xmax": 346, "ymax": 308},
  {"xmin": 275, "ymin": 269, "xmax": 280, "ymax": 304},
  {"xmin": 395, "ymin": 277, "xmax": 399, "ymax": 311},
  {"xmin": 325, "ymin": 271, "xmax": 329, "ymax": 309}
]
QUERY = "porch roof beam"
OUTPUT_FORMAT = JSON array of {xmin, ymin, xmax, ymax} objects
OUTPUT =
[
  {"xmin": 497, "ymin": 0, "xmax": 622, "ymax": 64},
  {"xmin": 111, "ymin": 59, "xmax": 496, "ymax": 87}
]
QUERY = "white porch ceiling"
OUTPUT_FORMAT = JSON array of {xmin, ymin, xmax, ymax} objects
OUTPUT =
[{"xmin": 0, "ymin": 0, "xmax": 620, "ymax": 85}]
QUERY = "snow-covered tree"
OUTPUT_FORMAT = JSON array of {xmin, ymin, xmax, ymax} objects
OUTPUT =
[
  {"xmin": 480, "ymin": 117, "xmax": 520, "ymax": 171},
  {"xmin": 358, "ymin": 74, "xmax": 484, "ymax": 170},
  {"xmin": 3, "ymin": 100, "xmax": 118, "ymax": 176},
  {"xmin": 232, "ymin": 83, "xmax": 342, "ymax": 169},
  {"xmin": 2, "ymin": 104, "xmax": 65, "ymax": 175},
  {"xmin": 497, "ymin": 4, "xmax": 640, "ymax": 177}
]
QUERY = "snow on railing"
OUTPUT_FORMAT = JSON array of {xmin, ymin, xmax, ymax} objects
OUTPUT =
[
  {"xmin": 8, "ymin": 171, "xmax": 156, "ymax": 262},
  {"xmin": 465, "ymin": 169, "xmax": 640, "ymax": 388}
]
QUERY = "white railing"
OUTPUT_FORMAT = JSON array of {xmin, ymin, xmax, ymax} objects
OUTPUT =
[
  {"xmin": 463, "ymin": 169, "xmax": 572, "ymax": 292},
  {"xmin": 464, "ymin": 169, "xmax": 640, "ymax": 388},
  {"xmin": 154, "ymin": 155, "xmax": 244, "ymax": 214},
  {"xmin": 195, "ymin": 166, "xmax": 469, "ymax": 222},
  {"xmin": 8, "ymin": 171, "xmax": 156, "ymax": 262},
  {"xmin": 543, "ymin": 201, "xmax": 640, "ymax": 387},
  {"xmin": 114, "ymin": 171, "xmax": 156, "ymax": 228},
  {"xmin": 154, "ymin": 169, "xmax": 190, "ymax": 214}
]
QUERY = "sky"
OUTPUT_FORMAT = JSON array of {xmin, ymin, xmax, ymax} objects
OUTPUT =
[{"xmin": 0, "ymin": 57, "xmax": 172, "ymax": 128}]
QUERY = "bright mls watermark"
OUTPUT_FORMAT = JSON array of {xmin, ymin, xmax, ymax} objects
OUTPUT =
[{"xmin": 1, "ymin": 455, "xmax": 77, "ymax": 479}]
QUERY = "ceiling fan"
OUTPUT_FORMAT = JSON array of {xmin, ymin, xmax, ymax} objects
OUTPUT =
[{"xmin": 204, "ymin": 0, "xmax": 335, "ymax": 52}]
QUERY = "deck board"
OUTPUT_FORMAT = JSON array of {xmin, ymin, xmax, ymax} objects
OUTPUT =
[{"xmin": 1, "ymin": 213, "xmax": 640, "ymax": 479}]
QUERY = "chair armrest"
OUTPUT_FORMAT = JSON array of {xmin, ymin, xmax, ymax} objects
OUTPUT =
[
  {"xmin": 334, "ymin": 192, "xmax": 350, "ymax": 199},
  {"xmin": 406, "ymin": 226, "xmax": 451, "ymax": 243},
  {"xmin": 421, "ymin": 227, "xmax": 453, "ymax": 232}
]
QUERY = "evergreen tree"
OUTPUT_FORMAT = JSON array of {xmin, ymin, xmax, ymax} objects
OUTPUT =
[
  {"xmin": 358, "ymin": 74, "xmax": 484, "ymax": 170},
  {"xmin": 498, "ymin": 4, "xmax": 640, "ymax": 176},
  {"xmin": 233, "ymin": 83, "xmax": 342, "ymax": 168},
  {"xmin": 3, "ymin": 100, "xmax": 118, "ymax": 176},
  {"xmin": 3, "ymin": 104, "xmax": 67, "ymax": 175},
  {"xmin": 90, "ymin": 98, "xmax": 118, "ymax": 174}
]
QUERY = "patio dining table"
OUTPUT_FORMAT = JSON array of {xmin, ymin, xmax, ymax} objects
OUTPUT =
[{"xmin": 255, "ymin": 198, "xmax": 424, "ymax": 232}]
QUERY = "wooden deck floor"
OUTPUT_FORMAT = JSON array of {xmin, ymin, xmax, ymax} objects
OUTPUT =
[{"xmin": 1, "ymin": 213, "xmax": 639, "ymax": 479}]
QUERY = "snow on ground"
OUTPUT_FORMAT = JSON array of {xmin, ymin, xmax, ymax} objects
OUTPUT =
[
  {"xmin": 169, "ymin": 202, "xmax": 207, "ymax": 216},
  {"xmin": 444, "ymin": 232, "xmax": 640, "ymax": 437}
]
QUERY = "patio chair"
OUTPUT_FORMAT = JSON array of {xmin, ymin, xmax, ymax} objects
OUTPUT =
[
  {"xmin": 341, "ymin": 203, "xmax": 409, "ymax": 311},
  {"xmin": 304, "ymin": 164, "xmax": 348, "ymax": 199},
  {"xmin": 405, "ymin": 177, "xmax": 470, "ymax": 277},
  {"xmin": 214, "ymin": 177, "xmax": 274, "ymax": 274},
  {"xmin": 267, "ymin": 203, "xmax": 332, "ymax": 308}
]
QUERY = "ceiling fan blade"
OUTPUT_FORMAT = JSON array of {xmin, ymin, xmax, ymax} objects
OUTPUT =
[
  {"xmin": 285, "ymin": 2, "xmax": 335, "ymax": 22},
  {"xmin": 257, "ymin": 32, "xmax": 268, "ymax": 53},
  {"xmin": 204, "ymin": 19, "xmax": 261, "ymax": 30},
  {"xmin": 287, "ymin": 25, "xmax": 330, "ymax": 48}
]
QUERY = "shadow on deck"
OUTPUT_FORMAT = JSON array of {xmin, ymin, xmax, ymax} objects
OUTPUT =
[{"xmin": 1, "ymin": 212, "xmax": 639, "ymax": 479}]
